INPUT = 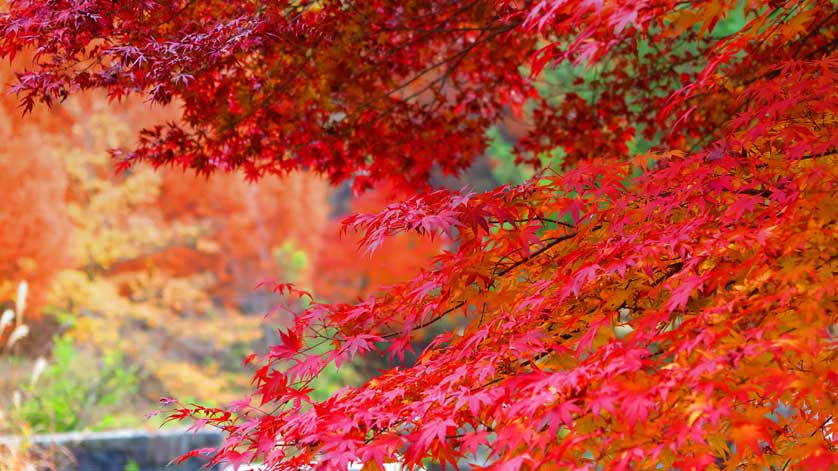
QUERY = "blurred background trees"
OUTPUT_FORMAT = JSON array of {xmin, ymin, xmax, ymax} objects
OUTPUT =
[
  {"xmin": 0, "ymin": 29, "xmax": 588, "ymax": 435},
  {"xmin": 0, "ymin": 60, "xmax": 437, "ymax": 433}
]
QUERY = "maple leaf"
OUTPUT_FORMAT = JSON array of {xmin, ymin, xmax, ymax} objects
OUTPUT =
[
  {"xmin": 725, "ymin": 194, "xmax": 762, "ymax": 221},
  {"xmin": 665, "ymin": 275, "xmax": 705, "ymax": 313},
  {"xmin": 173, "ymin": 447, "xmax": 216, "ymax": 466},
  {"xmin": 461, "ymin": 430, "xmax": 491, "ymax": 458},
  {"xmin": 729, "ymin": 421, "xmax": 773, "ymax": 454}
]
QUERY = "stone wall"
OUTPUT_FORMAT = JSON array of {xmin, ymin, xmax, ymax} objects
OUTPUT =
[{"xmin": 0, "ymin": 428, "xmax": 222, "ymax": 471}]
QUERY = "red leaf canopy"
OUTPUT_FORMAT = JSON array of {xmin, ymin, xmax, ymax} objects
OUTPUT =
[{"xmin": 3, "ymin": 0, "xmax": 837, "ymax": 470}]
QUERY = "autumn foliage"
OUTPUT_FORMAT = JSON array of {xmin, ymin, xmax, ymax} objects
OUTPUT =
[
  {"xmin": 0, "ymin": 71, "xmax": 332, "ymax": 406},
  {"xmin": 155, "ymin": 168, "xmax": 329, "ymax": 307},
  {"xmin": 52, "ymin": 96, "xmax": 331, "ymax": 402},
  {"xmin": 2, "ymin": 0, "xmax": 837, "ymax": 470},
  {"xmin": 0, "ymin": 144, "xmax": 70, "ymax": 320},
  {"xmin": 0, "ymin": 66, "xmax": 71, "ymax": 320},
  {"xmin": 313, "ymin": 184, "xmax": 445, "ymax": 303}
]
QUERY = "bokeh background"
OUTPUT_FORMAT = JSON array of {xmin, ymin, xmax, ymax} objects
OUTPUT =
[{"xmin": 0, "ymin": 59, "xmax": 532, "ymax": 437}]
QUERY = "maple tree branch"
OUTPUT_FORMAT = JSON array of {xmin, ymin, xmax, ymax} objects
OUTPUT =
[
  {"xmin": 792, "ymin": 10, "xmax": 837, "ymax": 59},
  {"xmin": 799, "ymin": 148, "xmax": 837, "ymax": 161},
  {"xmin": 379, "ymin": 231, "xmax": 579, "ymax": 340},
  {"xmin": 493, "ymin": 216, "xmax": 575, "ymax": 229},
  {"xmin": 379, "ymin": 300, "xmax": 466, "ymax": 339},
  {"xmin": 494, "ymin": 231, "xmax": 580, "ymax": 278},
  {"xmin": 378, "ymin": 23, "xmax": 519, "ymax": 109},
  {"xmin": 780, "ymin": 414, "xmax": 835, "ymax": 471},
  {"xmin": 809, "ymin": 415, "xmax": 832, "ymax": 437}
]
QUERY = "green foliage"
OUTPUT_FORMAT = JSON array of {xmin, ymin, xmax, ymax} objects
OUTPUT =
[
  {"xmin": 273, "ymin": 240, "xmax": 310, "ymax": 285},
  {"xmin": 486, "ymin": 5, "xmax": 751, "ymax": 182},
  {"xmin": 485, "ymin": 127, "xmax": 563, "ymax": 185},
  {"xmin": 16, "ymin": 336, "xmax": 140, "ymax": 432},
  {"xmin": 485, "ymin": 128, "xmax": 530, "ymax": 185}
]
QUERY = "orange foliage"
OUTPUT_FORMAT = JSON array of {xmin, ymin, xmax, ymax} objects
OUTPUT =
[
  {"xmin": 314, "ymin": 185, "xmax": 444, "ymax": 303},
  {"xmin": 45, "ymin": 95, "xmax": 331, "ymax": 401},
  {"xmin": 157, "ymin": 169, "xmax": 329, "ymax": 307},
  {"xmin": 0, "ymin": 64, "xmax": 71, "ymax": 318},
  {"xmin": 0, "ymin": 80, "xmax": 331, "ymax": 400}
]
